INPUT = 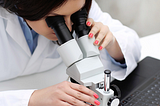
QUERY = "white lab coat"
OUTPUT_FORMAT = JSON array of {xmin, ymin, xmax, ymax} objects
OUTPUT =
[{"xmin": 0, "ymin": 0, "xmax": 141, "ymax": 105}]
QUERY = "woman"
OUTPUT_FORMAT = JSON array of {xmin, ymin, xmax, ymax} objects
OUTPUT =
[{"xmin": 0, "ymin": 0, "xmax": 141, "ymax": 105}]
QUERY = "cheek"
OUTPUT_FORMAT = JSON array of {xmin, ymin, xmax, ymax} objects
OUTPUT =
[
  {"xmin": 26, "ymin": 20, "xmax": 59, "ymax": 41},
  {"xmin": 26, "ymin": 20, "xmax": 53, "ymax": 35}
]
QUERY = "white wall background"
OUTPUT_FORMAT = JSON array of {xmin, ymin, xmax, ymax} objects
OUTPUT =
[{"xmin": 95, "ymin": 0, "xmax": 160, "ymax": 37}]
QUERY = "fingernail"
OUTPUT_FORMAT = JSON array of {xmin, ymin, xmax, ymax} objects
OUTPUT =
[
  {"xmin": 94, "ymin": 100, "xmax": 100, "ymax": 105},
  {"xmin": 89, "ymin": 33, "xmax": 93, "ymax": 38},
  {"xmin": 94, "ymin": 40, "xmax": 99, "ymax": 45},
  {"xmin": 99, "ymin": 46, "xmax": 103, "ymax": 50},
  {"xmin": 93, "ymin": 93, "xmax": 99, "ymax": 99},
  {"xmin": 87, "ymin": 21, "xmax": 91, "ymax": 26}
]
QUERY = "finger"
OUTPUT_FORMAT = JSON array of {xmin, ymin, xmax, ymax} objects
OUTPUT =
[
  {"xmin": 66, "ymin": 89, "xmax": 100, "ymax": 106},
  {"xmin": 95, "ymin": 25, "xmax": 109, "ymax": 46},
  {"xmin": 89, "ymin": 23, "xmax": 102, "ymax": 43},
  {"xmin": 99, "ymin": 31, "xmax": 115, "ymax": 50},
  {"xmin": 69, "ymin": 83, "xmax": 100, "ymax": 105},
  {"xmin": 48, "ymin": 90, "xmax": 73, "ymax": 106},
  {"xmin": 59, "ymin": 101, "xmax": 73, "ymax": 106},
  {"xmin": 86, "ymin": 18, "xmax": 95, "ymax": 38},
  {"xmin": 70, "ymin": 83, "xmax": 95, "ymax": 97},
  {"xmin": 86, "ymin": 18, "xmax": 94, "ymax": 27},
  {"xmin": 60, "ymin": 92, "xmax": 91, "ymax": 106}
]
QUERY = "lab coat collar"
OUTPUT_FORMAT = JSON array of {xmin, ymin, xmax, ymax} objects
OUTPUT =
[
  {"xmin": 6, "ymin": 16, "xmax": 33, "ymax": 56},
  {"xmin": 0, "ymin": 7, "xmax": 50, "ymax": 57},
  {"xmin": 0, "ymin": 7, "xmax": 31, "ymax": 56}
]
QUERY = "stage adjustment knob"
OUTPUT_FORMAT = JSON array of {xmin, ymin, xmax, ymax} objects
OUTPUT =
[{"xmin": 107, "ymin": 96, "xmax": 120, "ymax": 106}]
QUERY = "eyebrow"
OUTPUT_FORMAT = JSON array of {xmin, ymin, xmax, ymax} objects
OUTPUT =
[
  {"xmin": 50, "ymin": 13, "xmax": 63, "ymax": 16},
  {"xmin": 47, "ymin": 12, "xmax": 64, "ymax": 17}
]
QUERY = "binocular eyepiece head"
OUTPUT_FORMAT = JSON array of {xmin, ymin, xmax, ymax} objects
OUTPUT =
[{"xmin": 45, "ymin": 8, "xmax": 90, "ymax": 44}]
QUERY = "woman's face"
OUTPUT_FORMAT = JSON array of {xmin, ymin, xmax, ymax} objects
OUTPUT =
[{"xmin": 25, "ymin": 0, "xmax": 85, "ymax": 41}]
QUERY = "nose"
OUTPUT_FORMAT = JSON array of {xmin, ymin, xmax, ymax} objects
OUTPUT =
[{"xmin": 64, "ymin": 16, "xmax": 73, "ymax": 32}]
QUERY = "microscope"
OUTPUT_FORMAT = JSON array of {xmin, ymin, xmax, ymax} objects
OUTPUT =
[{"xmin": 46, "ymin": 8, "xmax": 120, "ymax": 106}]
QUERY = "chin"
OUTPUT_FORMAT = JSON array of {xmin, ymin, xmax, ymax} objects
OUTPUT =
[
  {"xmin": 47, "ymin": 34, "xmax": 58, "ymax": 41},
  {"xmin": 52, "ymin": 39, "xmax": 58, "ymax": 41},
  {"xmin": 50, "ymin": 37, "xmax": 58, "ymax": 41}
]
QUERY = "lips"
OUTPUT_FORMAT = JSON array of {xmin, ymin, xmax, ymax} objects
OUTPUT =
[{"xmin": 52, "ymin": 33, "xmax": 56, "ymax": 36}]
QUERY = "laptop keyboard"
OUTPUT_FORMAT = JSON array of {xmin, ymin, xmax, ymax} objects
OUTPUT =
[{"xmin": 119, "ymin": 72, "xmax": 160, "ymax": 106}]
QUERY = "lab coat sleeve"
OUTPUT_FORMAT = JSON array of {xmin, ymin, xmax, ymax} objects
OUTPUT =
[
  {"xmin": 89, "ymin": 0, "xmax": 141, "ymax": 80},
  {"xmin": 0, "ymin": 90, "xmax": 35, "ymax": 106}
]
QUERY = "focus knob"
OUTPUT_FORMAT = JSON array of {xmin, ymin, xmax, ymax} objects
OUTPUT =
[{"xmin": 107, "ymin": 96, "xmax": 120, "ymax": 106}]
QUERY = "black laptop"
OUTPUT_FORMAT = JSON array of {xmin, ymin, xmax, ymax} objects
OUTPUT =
[{"xmin": 111, "ymin": 56, "xmax": 160, "ymax": 106}]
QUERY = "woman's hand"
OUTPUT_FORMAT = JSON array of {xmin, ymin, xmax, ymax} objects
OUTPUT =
[
  {"xmin": 86, "ymin": 18, "xmax": 124, "ymax": 62},
  {"xmin": 28, "ymin": 81, "xmax": 100, "ymax": 106}
]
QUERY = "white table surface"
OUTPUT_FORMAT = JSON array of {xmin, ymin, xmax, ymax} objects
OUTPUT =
[
  {"xmin": 0, "ymin": 62, "xmax": 68, "ymax": 91},
  {"xmin": 140, "ymin": 32, "xmax": 160, "ymax": 60},
  {"xmin": 0, "ymin": 32, "xmax": 160, "ymax": 91}
]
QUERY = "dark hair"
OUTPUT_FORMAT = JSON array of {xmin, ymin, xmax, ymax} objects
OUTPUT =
[{"xmin": 0, "ymin": 0, "xmax": 92, "ymax": 21}]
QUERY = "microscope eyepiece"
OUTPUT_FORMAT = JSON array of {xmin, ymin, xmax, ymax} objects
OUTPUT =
[
  {"xmin": 71, "ymin": 8, "xmax": 90, "ymax": 38},
  {"xmin": 45, "ymin": 16, "xmax": 73, "ymax": 45},
  {"xmin": 45, "ymin": 16, "xmax": 64, "ymax": 29}
]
